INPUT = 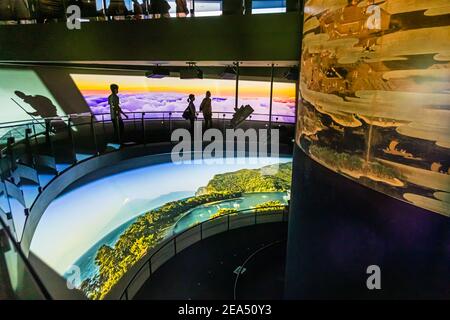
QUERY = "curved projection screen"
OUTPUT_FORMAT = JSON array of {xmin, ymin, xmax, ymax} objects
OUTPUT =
[
  {"xmin": 70, "ymin": 73, "xmax": 296, "ymax": 123},
  {"xmin": 30, "ymin": 157, "xmax": 292, "ymax": 299},
  {"xmin": 296, "ymin": 0, "xmax": 450, "ymax": 217}
]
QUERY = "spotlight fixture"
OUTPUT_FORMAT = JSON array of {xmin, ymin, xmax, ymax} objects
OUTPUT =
[
  {"xmin": 145, "ymin": 66, "xmax": 170, "ymax": 79},
  {"xmin": 180, "ymin": 62, "xmax": 203, "ymax": 79}
]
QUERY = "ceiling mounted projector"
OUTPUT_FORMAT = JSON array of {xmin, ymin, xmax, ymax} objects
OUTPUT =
[
  {"xmin": 180, "ymin": 67, "xmax": 203, "ymax": 79},
  {"xmin": 145, "ymin": 67, "xmax": 170, "ymax": 79},
  {"xmin": 220, "ymin": 66, "xmax": 237, "ymax": 79}
]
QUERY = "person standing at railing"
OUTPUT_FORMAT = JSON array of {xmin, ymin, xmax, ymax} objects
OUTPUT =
[
  {"xmin": 108, "ymin": 84, "xmax": 128, "ymax": 145},
  {"xmin": 132, "ymin": 0, "xmax": 144, "ymax": 19},
  {"xmin": 199, "ymin": 91, "xmax": 213, "ymax": 130},
  {"xmin": 150, "ymin": 0, "xmax": 171, "ymax": 19},
  {"xmin": 107, "ymin": 0, "xmax": 129, "ymax": 19},
  {"xmin": 175, "ymin": 0, "xmax": 189, "ymax": 17},
  {"xmin": 182, "ymin": 94, "xmax": 197, "ymax": 133}
]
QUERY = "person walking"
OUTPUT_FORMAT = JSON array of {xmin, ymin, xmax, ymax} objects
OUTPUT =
[
  {"xmin": 108, "ymin": 84, "xmax": 128, "ymax": 144},
  {"xmin": 199, "ymin": 91, "xmax": 213, "ymax": 130}
]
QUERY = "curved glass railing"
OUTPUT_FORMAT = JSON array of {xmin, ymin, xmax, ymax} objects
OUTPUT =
[
  {"xmin": 117, "ymin": 204, "xmax": 289, "ymax": 300},
  {"xmin": 0, "ymin": 110, "xmax": 293, "ymax": 242},
  {"xmin": 0, "ymin": 213, "xmax": 50, "ymax": 299}
]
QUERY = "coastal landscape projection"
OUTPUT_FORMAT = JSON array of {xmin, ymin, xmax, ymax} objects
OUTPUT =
[
  {"xmin": 30, "ymin": 157, "xmax": 292, "ymax": 299},
  {"xmin": 70, "ymin": 74, "xmax": 296, "ymax": 123},
  {"xmin": 296, "ymin": 0, "xmax": 450, "ymax": 217}
]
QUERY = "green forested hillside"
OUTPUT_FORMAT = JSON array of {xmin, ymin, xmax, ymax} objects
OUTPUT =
[
  {"xmin": 80, "ymin": 161, "xmax": 292, "ymax": 299},
  {"xmin": 199, "ymin": 162, "xmax": 292, "ymax": 194},
  {"xmin": 80, "ymin": 192, "xmax": 240, "ymax": 299}
]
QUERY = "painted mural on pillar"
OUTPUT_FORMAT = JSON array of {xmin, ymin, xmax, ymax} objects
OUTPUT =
[{"xmin": 296, "ymin": 0, "xmax": 450, "ymax": 217}]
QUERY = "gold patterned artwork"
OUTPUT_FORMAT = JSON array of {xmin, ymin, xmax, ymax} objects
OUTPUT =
[{"xmin": 297, "ymin": 0, "xmax": 450, "ymax": 216}]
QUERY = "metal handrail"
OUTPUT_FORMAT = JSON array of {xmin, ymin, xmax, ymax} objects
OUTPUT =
[
  {"xmin": 0, "ymin": 108, "xmax": 292, "ymax": 247},
  {"xmin": 119, "ymin": 204, "xmax": 288, "ymax": 300},
  {"xmin": 0, "ymin": 110, "xmax": 294, "ymax": 153},
  {"xmin": 0, "ymin": 111, "xmax": 295, "ymax": 129}
]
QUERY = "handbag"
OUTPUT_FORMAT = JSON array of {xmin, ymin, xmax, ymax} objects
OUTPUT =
[{"xmin": 182, "ymin": 107, "xmax": 190, "ymax": 120}]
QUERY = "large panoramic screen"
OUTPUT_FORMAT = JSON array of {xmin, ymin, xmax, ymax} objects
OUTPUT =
[
  {"xmin": 30, "ymin": 157, "xmax": 292, "ymax": 299},
  {"xmin": 70, "ymin": 74, "xmax": 296, "ymax": 123},
  {"xmin": 296, "ymin": 0, "xmax": 450, "ymax": 217}
]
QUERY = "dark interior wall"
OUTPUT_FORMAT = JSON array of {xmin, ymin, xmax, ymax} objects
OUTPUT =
[
  {"xmin": 285, "ymin": 146, "xmax": 450, "ymax": 299},
  {"xmin": 0, "ymin": 13, "xmax": 299, "ymax": 62}
]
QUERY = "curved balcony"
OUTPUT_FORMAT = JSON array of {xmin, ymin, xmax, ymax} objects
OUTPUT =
[
  {"xmin": 0, "ymin": 110, "xmax": 293, "ymax": 242},
  {"xmin": 0, "ymin": 111, "xmax": 293, "ymax": 300}
]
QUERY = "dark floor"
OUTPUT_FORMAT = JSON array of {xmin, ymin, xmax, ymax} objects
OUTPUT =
[{"xmin": 134, "ymin": 222, "xmax": 288, "ymax": 300}]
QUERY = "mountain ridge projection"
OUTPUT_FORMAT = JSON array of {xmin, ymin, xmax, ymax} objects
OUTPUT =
[
  {"xmin": 79, "ymin": 162, "xmax": 292, "ymax": 300},
  {"xmin": 196, "ymin": 162, "xmax": 292, "ymax": 196}
]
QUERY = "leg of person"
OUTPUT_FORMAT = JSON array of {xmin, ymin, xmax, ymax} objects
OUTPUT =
[
  {"xmin": 190, "ymin": 118, "xmax": 195, "ymax": 134},
  {"xmin": 119, "ymin": 117, "xmax": 125, "ymax": 144},
  {"xmin": 207, "ymin": 116, "xmax": 213, "ymax": 129},
  {"xmin": 112, "ymin": 117, "xmax": 119, "ymax": 143}
]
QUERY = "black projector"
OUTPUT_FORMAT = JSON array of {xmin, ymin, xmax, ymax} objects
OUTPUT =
[
  {"xmin": 180, "ymin": 68, "xmax": 203, "ymax": 79},
  {"xmin": 145, "ymin": 67, "xmax": 170, "ymax": 79}
]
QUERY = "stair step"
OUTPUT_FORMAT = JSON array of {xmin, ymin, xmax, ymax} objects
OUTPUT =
[
  {"xmin": 75, "ymin": 153, "xmax": 94, "ymax": 162},
  {"xmin": 55, "ymin": 163, "xmax": 72, "ymax": 173},
  {"xmin": 9, "ymin": 199, "xmax": 26, "ymax": 241},
  {"xmin": 106, "ymin": 143, "xmax": 121, "ymax": 150},
  {"xmin": 20, "ymin": 185, "xmax": 40, "ymax": 208},
  {"xmin": 38, "ymin": 174, "xmax": 56, "ymax": 187}
]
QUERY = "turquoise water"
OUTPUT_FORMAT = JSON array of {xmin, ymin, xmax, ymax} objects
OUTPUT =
[
  {"xmin": 171, "ymin": 192, "xmax": 288, "ymax": 234},
  {"xmin": 31, "ymin": 156, "xmax": 292, "ymax": 281},
  {"xmin": 72, "ymin": 192, "xmax": 288, "ymax": 282}
]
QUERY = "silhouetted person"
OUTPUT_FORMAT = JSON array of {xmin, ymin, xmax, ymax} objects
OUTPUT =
[
  {"xmin": 15, "ymin": 90, "xmax": 57, "ymax": 118},
  {"xmin": 150, "ymin": 0, "xmax": 171, "ymax": 18},
  {"xmin": 200, "ymin": 91, "xmax": 213, "ymax": 130},
  {"xmin": 0, "ymin": 0, "xmax": 31, "ymax": 21},
  {"xmin": 107, "ymin": 0, "xmax": 128, "ymax": 17},
  {"xmin": 67, "ymin": 0, "xmax": 98, "ymax": 18},
  {"xmin": 175, "ymin": 0, "xmax": 189, "ymax": 17},
  {"xmin": 132, "ymin": 0, "xmax": 144, "ymax": 19},
  {"xmin": 244, "ymin": 0, "xmax": 252, "ymax": 15},
  {"xmin": 183, "ymin": 94, "xmax": 197, "ymax": 133},
  {"xmin": 36, "ymin": 0, "xmax": 65, "ymax": 22},
  {"xmin": 108, "ymin": 84, "xmax": 128, "ymax": 144}
]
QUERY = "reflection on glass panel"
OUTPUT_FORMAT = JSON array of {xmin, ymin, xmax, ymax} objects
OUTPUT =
[
  {"xmin": 0, "ymin": 216, "xmax": 46, "ymax": 299},
  {"xmin": 194, "ymin": 0, "xmax": 222, "ymax": 17},
  {"xmin": 252, "ymin": 0, "xmax": 286, "ymax": 14}
]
